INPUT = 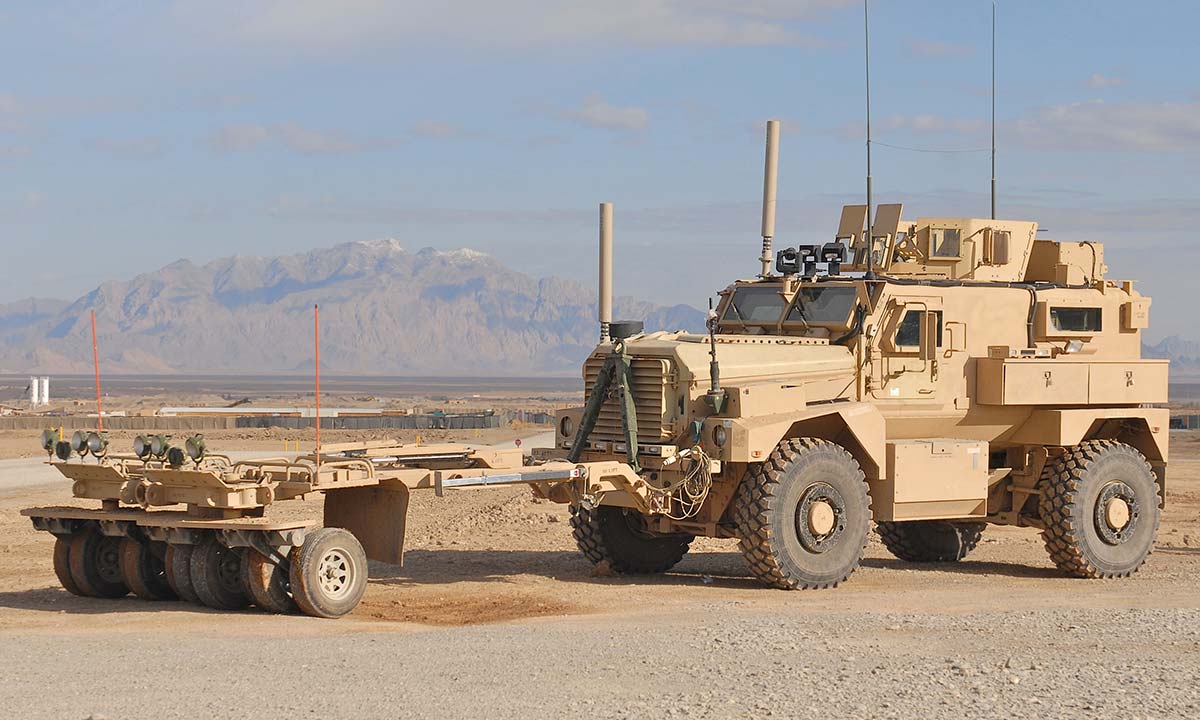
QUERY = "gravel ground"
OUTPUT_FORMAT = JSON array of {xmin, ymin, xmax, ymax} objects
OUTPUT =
[{"xmin": 1, "ymin": 431, "xmax": 1199, "ymax": 719}]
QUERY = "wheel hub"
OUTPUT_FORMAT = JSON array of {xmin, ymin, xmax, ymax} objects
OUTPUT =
[
  {"xmin": 795, "ymin": 483, "xmax": 846, "ymax": 554},
  {"xmin": 1094, "ymin": 481, "xmax": 1140, "ymax": 546},
  {"xmin": 318, "ymin": 550, "xmax": 352, "ymax": 598}
]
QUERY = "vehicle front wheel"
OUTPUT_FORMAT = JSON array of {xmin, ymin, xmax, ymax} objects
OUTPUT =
[{"xmin": 733, "ymin": 438, "xmax": 871, "ymax": 589}]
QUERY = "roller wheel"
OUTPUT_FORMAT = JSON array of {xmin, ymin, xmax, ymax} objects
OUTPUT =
[
  {"xmin": 733, "ymin": 438, "xmax": 871, "ymax": 589},
  {"xmin": 1039, "ymin": 440, "xmax": 1161, "ymax": 578},
  {"xmin": 119, "ymin": 537, "xmax": 177, "ymax": 601},
  {"xmin": 53, "ymin": 535, "xmax": 86, "ymax": 596},
  {"xmin": 68, "ymin": 525, "xmax": 129, "ymax": 598},
  {"xmin": 289, "ymin": 528, "xmax": 368, "ymax": 619},
  {"xmin": 570, "ymin": 505, "xmax": 692, "ymax": 574},
  {"xmin": 166, "ymin": 545, "xmax": 202, "ymax": 605},
  {"xmin": 190, "ymin": 538, "xmax": 250, "ymax": 610},
  {"xmin": 244, "ymin": 552, "xmax": 296, "ymax": 614},
  {"xmin": 876, "ymin": 520, "xmax": 986, "ymax": 562}
]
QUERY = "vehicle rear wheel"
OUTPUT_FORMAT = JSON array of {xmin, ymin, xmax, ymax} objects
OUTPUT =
[
  {"xmin": 166, "ymin": 544, "xmax": 202, "ymax": 605},
  {"xmin": 570, "ymin": 505, "xmax": 693, "ymax": 574},
  {"xmin": 1039, "ymin": 440, "xmax": 1160, "ymax": 578},
  {"xmin": 734, "ymin": 438, "xmax": 871, "ymax": 589},
  {"xmin": 876, "ymin": 520, "xmax": 986, "ymax": 562},
  {"xmin": 119, "ymin": 537, "xmax": 177, "ymax": 601},
  {"xmin": 68, "ymin": 525, "xmax": 129, "ymax": 598},
  {"xmin": 53, "ymin": 535, "xmax": 86, "ymax": 596},
  {"xmin": 244, "ymin": 551, "xmax": 296, "ymax": 614},
  {"xmin": 190, "ymin": 538, "xmax": 250, "ymax": 610},
  {"xmin": 289, "ymin": 528, "xmax": 368, "ymax": 619}
]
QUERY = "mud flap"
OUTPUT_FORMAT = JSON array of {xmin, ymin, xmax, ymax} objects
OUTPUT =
[{"xmin": 322, "ymin": 483, "xmax": 410, "ymax": 566}]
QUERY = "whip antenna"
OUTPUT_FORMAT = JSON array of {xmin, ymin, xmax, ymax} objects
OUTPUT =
[
  {"xmin": 863, "ymin": 0, "xmax": 874, "ymax": 276},
  {"xmin": 990, "ymin": 1, "xmax": 997, "ymax": 219}
]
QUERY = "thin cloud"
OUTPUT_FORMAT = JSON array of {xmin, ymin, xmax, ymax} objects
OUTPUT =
[
  {"xmin": 562, "ymin": 94, "xmax": 648, "ymax": 133},
  {"xmin": 1009, "ymin": 100, "xmax": 1200, "ymax": 152},
  {"xmin": 91, "ymin": 137, "xmax": 166, "ymax": 157},
  {"xmin": 276, "ymin": 123, "xmax": 360, "ymax": 154},
  {"xmin": 171, "ymin": 0, "xmax": 842, "ymax": 51},
  {"xmin": 410, "ymin": 120, "xmax": 460, "ymax": 139},
  {"xmin": 204, "ymin": 123, "xmax": 399, "ymax": 155},
  {"xmin": 1085, "ymin": 73, "xmax": 1127, "ymax": 90},
  {"xmin": 206, "ymin": 123, "xmax": 271, "ymax": 152}
]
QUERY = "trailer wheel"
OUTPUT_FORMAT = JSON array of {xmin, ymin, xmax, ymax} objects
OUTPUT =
[
  {"xmin": 569, "ymin": 505, "xmax": 693, "ymax": 574},
  {"xmin": 166, "ymin": 545, "xmax": 202, "ymax": 605},
  {"xmin": 289, "ymin": 528, "xmax": 368, "ymax": 619},
  {"xmin": 244, "ymin": 552, "xmax": 296, "ymax": 614},
  {"xmin": 190, "ymin": 538, "xmax": 250, "ymax": 610},
  {"xmin": 68, "ymin": 525, "xmax": 129, "ymax": 598},
  {"xmin": 876, "ymin": 520, "xmax": 986, "ymax": 562},
  {"xmin": 733, "ymin": 438, "xmax": 871, "ymax": 589},
  {"xmin": 119, "ymin": 537, "xmax": 177, "ymax": 601},
  {"xmin": 1039, "ymin": 440, "xmax": 1160, "ymax": 578},
  {"xmin": 53, "ymin": 535, "xmax": 86, "ymax": 597}
]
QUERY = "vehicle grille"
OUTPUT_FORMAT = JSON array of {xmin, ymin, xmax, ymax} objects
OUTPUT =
[{"xmin": 582, "ymin": 356, "xmax": 672, "ymax": 444}]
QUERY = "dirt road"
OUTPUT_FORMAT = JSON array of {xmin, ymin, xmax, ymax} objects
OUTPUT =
[{"xmin": 2, "ymin": 433, "xmax": 1199, "ymax": 719}]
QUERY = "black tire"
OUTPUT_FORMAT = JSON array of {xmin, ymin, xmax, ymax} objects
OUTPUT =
[
  {"xmin": 289, "ymin": 528, "xmax": 368, "ymax": 619},
  {"xmin": 244, "ymin": 551, "xmax": 296, "ymax": 614},
  {"xmin": 166, "ymin": 545, "xmax": 202, "ymax": 605},
  {"xmin": 190, "ymin": 538, "xmax": 250, "ymax": 610},
  {"xmin": 733, "ymin": 438, "xmax": 871, "ymax": 589},
  {"xmin": 1039, "ymin": 440, "xmax": 1161, "ymax": 578},
  {"xmin": 119, "ymin": 537, "xmax": 177, "ymax": 601},
  {"xmin": 569, "ymin": 505, "xmax": 693, "ymax": 575},
  {"xmin": 53, "ymin": 535, "xmax": 86, "ymax": 596},
  {"xmin": 68, "ymin": 525, "xmax": 129, "ymax": 599},
  {"xmin": 876, "ymin": 520, "xmax": 986, "ymax": 562}
]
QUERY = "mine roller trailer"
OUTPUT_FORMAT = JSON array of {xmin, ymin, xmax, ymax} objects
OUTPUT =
[{"xmin": 22, "ymin": 438, "xmax": 658, "ymax": 619}]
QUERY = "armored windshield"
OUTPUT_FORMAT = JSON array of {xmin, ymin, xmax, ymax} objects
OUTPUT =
[
  {"xmin": 722, "ymin": 286, "xmax": 789, "ymax": 324},
  {"xmin": 786, "ymin": 286, "xmax": 858, "ymax": 325}
]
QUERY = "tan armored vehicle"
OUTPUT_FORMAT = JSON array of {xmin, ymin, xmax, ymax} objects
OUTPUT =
[
  {"xmin": 549, "ymin": 120, "xmax": 1168, "ymax": 589},
  {"xmin": 21, "ymin": 120, "xmax": 1167, "ymax": 617}
]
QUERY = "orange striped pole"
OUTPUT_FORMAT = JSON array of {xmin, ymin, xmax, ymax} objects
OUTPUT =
[
  {"xmin": 91, "ymin": 310, "xmax": 103, "ymax": 431},
  {"xmin": 314, "ymin": 304, "xmax": 321, "ymax": 465}
]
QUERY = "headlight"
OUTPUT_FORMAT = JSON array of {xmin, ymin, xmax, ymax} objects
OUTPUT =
[
  {"xmin": 150, "ymin": 435, "xmax": 170, "ymax": 458},
  {"xmin": 70, "ymin": 430, "xmax": 90, "ymax": 456},
  {"xmin": 559, "ymin": 416, "xmax": 574, "ymax": 438},
  {"xmin": 86, "ymin": 432, "xmax": 108, "ymax": 457},
  {"xmin": 41, "ymin": 429, "xmax": 57, "ymax": 452},
  {"xmin": 166, "ymin": 446, "xmax": 186, "ymax": 469},
  {"xmin": 185, "ymin": 434, "xmax": 206, "ymax": 462},
  {"xmin": 712, "ymin": 425, "xmax": 728, "ymax": 447},
  {"xmin": 133, "ymin": 435, "xmax": 152, "ymax": 459}
]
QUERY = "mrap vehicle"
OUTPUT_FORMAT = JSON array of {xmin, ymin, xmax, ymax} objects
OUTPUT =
[{"xmin": 23, "ymin": 121, "xmax": 1167, "ymax": 617}]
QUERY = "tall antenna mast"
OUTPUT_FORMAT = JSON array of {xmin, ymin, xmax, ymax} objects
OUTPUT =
[
  {"xmin": 990, "ymin": 1, "xmax": 997, "ymax": 219},
  {"xmin": 863, "ymin": 0, "xmax": 874, "ymax": 276}
]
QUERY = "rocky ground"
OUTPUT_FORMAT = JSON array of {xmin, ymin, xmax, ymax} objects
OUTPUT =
[{"xmin": 0, "ymin": 431, "xmax": 1198, "ymax": 719}]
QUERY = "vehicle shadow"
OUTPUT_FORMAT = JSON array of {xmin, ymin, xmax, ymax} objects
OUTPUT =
[
  {"xmin": 0, "ymin": 586, "xmax": 245, "ymax": 616},
  {"xmin": 860, "ymin": 556, "xmax": 1064, "ymax": 579}
]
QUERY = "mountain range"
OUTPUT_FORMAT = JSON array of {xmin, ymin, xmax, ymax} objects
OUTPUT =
[{"xmin": 0, "ymin": 240, "xmax": 705, "ymax": 376}]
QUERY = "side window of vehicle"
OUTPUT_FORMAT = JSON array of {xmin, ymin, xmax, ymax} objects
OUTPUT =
[{"xmin": 895, "ymin": 310, "xmax": 944, "ymax": 348}]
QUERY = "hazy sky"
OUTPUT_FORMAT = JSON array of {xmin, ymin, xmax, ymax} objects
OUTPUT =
[{"xmin": 1, "ymin": 1, "xmax": 1196, "ymax": 342}]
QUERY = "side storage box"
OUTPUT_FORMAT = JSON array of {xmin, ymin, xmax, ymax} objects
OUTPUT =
[
  {"xmin": 976, "ymin": 358, "xmax": 1167, "ymax": 405},
  {"xmin": 873, "ymin": 439, "xmax": 988, "ymax": 522}
]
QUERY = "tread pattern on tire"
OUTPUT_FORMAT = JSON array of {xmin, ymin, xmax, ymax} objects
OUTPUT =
[
  {"xmin": 244, "ymin": 552, "xmax": 296, "ymax": 614},
  {"xmin": 68, "ymin": 525, "xmax": 129, "ymax": 599},
  {"xmin": 120, "ymin": 538, "xmax": 177, "ymax": 601},
  {"xmin": 732, "ymin": 437, "xmax": 870, "ymax": 590},
  {"xmin": 876, "ymin": 520, "xmax": 986, "ymax": 563},
  {"xmin": 166, "ymin": 544, "xmax": 202, "ymax": 605},
  {"xmin": 1038, "ymin": 439, "xmax": 1161, "ymax": 579},
  {"xmin": 569, "ymin": 505, "xmax": 692, "ymax": 575},
  {"xmin": 289, "ymin": 528, "xmax": 368, "ymax": 619}
]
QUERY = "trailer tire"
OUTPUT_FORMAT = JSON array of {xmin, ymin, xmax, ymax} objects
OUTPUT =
[
  {"xmin": 120, "ymin": 537, "xmax": 177, "ymax": 601},
  {"xmin": 68, "ymin": 525, "xmax": 129, "ymax": 599},
  {"xmin": 289, "ymin": 528, "xmax": 368, "ymax": 619},
  {"xmin": 53, "ymin": 535, "xmax": 86, "ymax": 597},
  {"xmin": 733, "ymin": 438, "xmax": 871, "ymax": 589},
  {"xmin": 1039, "ymin": 440, "xmax": 1160, "ymax": 578},
  {"xmin": 876, "ymin": 520, "xmax": 986, "ymax": 563},
  {"xmin": 244, "ymin": 552, "xmax": 296, "ymax": 614},
  {"xmin": 166, "ymin": 545, "xmax": 202, "ymax": 605},
  {"xmin": 190, "ymin": 538, "xmax": 250, "ymax": 610},
  {"xmin": 569, "ymin": 505, "xmax": 692, "ymax": 575}
]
